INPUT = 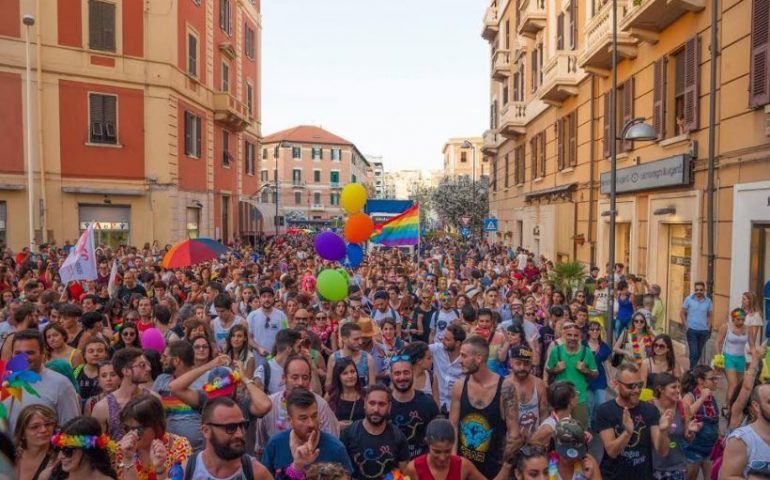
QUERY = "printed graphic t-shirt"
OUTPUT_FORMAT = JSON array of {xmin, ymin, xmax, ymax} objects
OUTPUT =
[
  {"xmin": 340, "ymin": 420, "xmax": 410, "ymax": 480},
  {"xmin": 594, "ymin": 399, "xmax": 660, "ymax": 480}
]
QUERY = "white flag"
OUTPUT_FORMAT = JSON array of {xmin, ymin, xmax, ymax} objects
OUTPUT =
[
  {"xmin": 107, "ymin": 259, "xmax": 119, "ymax": 298},
  {"xmin": 60, "ymin": 223, "xmax": 98, "ymax": 285}
]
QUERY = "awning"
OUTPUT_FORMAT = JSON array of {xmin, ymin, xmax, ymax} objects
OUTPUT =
[
  {"xmin": 62, "ymin": 186, "xmax": 144, "ymax": 196},
  {"xmin": 524, "ymin": 183, "xmax": 577, "ymax": 202}
]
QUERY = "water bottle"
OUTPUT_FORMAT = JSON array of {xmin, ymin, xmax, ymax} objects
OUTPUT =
[{"xmin": 168, "ymin": 462, "xmax": 183, "ymax": 480}]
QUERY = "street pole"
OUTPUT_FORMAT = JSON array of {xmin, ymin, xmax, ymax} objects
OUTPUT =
[
  {"xmin": 23, "ymin": 15, "xmax": 36, "ymax": 252},
  {"xmin": 273, "ymin": 145, "xmax": 280, "ymax": 236},
  {"xmin": 606, "ymin": 0, "xmax": 619, "ymax": 345}
]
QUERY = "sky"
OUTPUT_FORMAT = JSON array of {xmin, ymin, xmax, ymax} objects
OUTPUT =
[{"xmin": 261, "ymin": 0, "xmax": 490, "ymax": 173}]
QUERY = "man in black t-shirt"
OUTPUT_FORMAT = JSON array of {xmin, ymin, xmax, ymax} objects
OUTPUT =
[
  {"xmin": 595, "ymin": 362, "xmax": 674, "ymax": 480},
  {"xmin": 340, "ymin": 384, "xmax": 410, "ymax": 480},
  {"xmin": 410, "ymin": 288, "xmax": 436, "ymax": 344},
  {"xmin": 389, "ymin": 356, "xmax": 439, "ymax": 458}
]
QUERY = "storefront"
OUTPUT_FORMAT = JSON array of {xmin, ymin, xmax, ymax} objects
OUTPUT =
[
  {"xmin": 515, "ymin": 184, "xmax": 577, "ymax": 261},
  {"xmin": 0, "ymin": 201, "xmax": 6, "ymax": 246},
  {"xmin": 78, "ymin": 204, "xmax": 131, "ymax": 248}
]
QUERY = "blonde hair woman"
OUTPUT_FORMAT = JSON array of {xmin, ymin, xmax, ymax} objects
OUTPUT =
[{"xmin": 741, "ymin": 291, "xmax": 764, "ymax": 349}]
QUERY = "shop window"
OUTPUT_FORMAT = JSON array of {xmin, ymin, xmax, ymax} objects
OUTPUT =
[
  {"xmin": 750, "ymin": 224, "xmax": 770, "ymax": 317},
  {"xmin": 89, "ymin": 93, "xmax": 118, "ymax": 145},
  {"xmin": 89, "ymin": 0, "xmax": 116, "ymax": 52},
  {"xmin": 184, "ymin": 111, "xmax": 201, "ymax": 158},
  {"xmin": 665, "ymin": 224, "xmax": 692, "ymax": 343}
]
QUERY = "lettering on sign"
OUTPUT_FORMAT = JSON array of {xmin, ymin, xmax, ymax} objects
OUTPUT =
[{"xmin": 600, "ymin": 155, "xmax": 691, "ymax": 194}]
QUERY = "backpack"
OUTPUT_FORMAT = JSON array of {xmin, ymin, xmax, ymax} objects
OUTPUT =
[
  {"xmin": 548, "ymin": 344, "xmax": 589, "ymax": 385},
  {"xmin": 184, "ymin": 452, "xmax": 255, "ymax": 480}
]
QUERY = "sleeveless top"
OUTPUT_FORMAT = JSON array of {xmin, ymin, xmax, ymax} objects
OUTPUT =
[
  {"xmin": 724, "ymin": 327, "xmax": 748, "ymax": 356},
  {"xmin": 517, "ymin": 382, "xmax": 540, "ymax": 437},
  {"xmin": 652, "ymin": 402, "xmax": 687, "ymax": 472},
  {"xmin": 67, "ymin": 329, "xmax": 84, "ymax": 349},
  {"xmin": 458, "ymin": 375, "xmax": 506, "ymax": 479},
  {"xmin": 616, "ymin": 296, "xmax": 634, "ymax": 321},
  {"xmin": 417, "ymin": 372, "xmax": 433, "ymax": 397},
  {"xmin": 190, "ymin": 452, "xmax": 248, "ymax": 480},
  {"xmin": 414, "ymin": 454, "xmax": 462, "ymax": 480},
  {"xmin": 727, "ymin": 424, "xmax": 770, "ymax": 478},
  {"xmin": 106, "ymin": 388, "xmax": 151, "ymax": 441},
  {"xmin": 334, "ymin": 351, "xmax": 370, "ymax": 384}
]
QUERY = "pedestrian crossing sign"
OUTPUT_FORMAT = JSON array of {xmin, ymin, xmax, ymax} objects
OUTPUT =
[{"xmin": 483, "ymin": 218, "xmax": 498, "ymax": 232}]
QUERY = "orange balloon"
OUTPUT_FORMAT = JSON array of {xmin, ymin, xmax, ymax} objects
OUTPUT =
[{"xmin": 344, "ymin": 213, "xmax": 374, "ymax": 243}]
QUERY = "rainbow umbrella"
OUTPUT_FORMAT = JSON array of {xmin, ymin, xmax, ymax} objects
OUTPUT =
[{"xmin": 161, "ymin": 238, "xmax": 228, "ymax": 268}]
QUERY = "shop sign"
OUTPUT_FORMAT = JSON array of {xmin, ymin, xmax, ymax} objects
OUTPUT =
[
  {"xmin": 670, "ymin": 255, "xmax": 691, "ymax": 267},
  {"xmin": 186, "ymin": 223, "xmax": 199, "ymax": 230},
  {"xmin": 79, "ymin": 221, "xmax": 130, "ymax": 231},
  {"xmin": 600, "ymin": 154, "xmax": 691, "ymax": 194}
]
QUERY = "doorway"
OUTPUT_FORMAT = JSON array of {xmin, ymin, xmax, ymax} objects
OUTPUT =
[
  {"xmin": 516, "ymin": 220, "xmax": 523, "ymax": 247},
  {"xmin": 221, "ymin": 196, "xmax": 230, "ymax": 242},
  {"xmin": 616, "ymin": 223, "xmax": 631, "ymax": 271},
  {"xmin": 663, "ymin": 224, "xmax": 692, "ymax": 342},
  {"xmin": 750, "ymin": 224, "xmax": 770, "ymax": 333}
]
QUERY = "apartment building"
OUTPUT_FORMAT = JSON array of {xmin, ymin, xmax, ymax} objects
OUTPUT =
[
  {"xmin": 365, "ymin": 155, "xmax": 386, "ymax": 199},
  {"xmin": 383, "ymin": 170, "xmax": 425, "ymax": 200},
  {"xmin": 0, "ymin": 0, "xmax": 262, "ymax": 249},
  {"xmin": 482, "ymin": 0, "xmax": 770, "ymax": 336},
  {"xmin": 259, "ymin": 125, "xmax": 369, "ymax": 230},
  {"xmin": 441, "ymin": 137, "xmax": 486, "ymax": 181}
]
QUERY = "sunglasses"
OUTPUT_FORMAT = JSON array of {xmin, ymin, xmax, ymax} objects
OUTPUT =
[
  {"xmin": 618, "ymin": 381, "xmax": 644, "ymax": 390},
  {"xmin": 653, "ymin": 343, "xmax": 667, "ymax": 349},
  {"xmin": 206, "ymin": 421, "xmax": 248, "ymax": 434},
  {"xmin": 750, "ymin": 460, "xmax": 770, "ymax": 472},
  {"xmin": 124, "ymin": 425, "xmax": 146, "ymax": 436},
  {"xmin": 294, "ymin": 316, "xmax": 309, "ymax": 320},
  {"xmin": 589, "ymin": 327, "xmax": 601, "ymax": 332},
  {"xmin": 633, "ymin": 319, "xmax": 646, "ymax": 324},
  {"xmin": 390, "ymin": 354, "xmax": 411, "ymax": 364},
  {"xmin": 519, "ymin": 444, "xmax": 547, "ymax": 457},
  {"xmin": 54, "ymin": 446, "xmax": 77, "ymax": 458}
]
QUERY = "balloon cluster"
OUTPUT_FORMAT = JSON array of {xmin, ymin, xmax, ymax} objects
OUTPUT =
[{"xmin": 313, "ymin": 184, "xmax": 371, "ymax": 301}]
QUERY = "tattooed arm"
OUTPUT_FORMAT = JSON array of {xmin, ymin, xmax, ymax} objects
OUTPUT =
[{"xmin": 501, "ymin": 377, "xmax": 522, "ymax": 457}]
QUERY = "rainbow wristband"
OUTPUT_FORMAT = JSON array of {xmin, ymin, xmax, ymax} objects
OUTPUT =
[{"xmin": 286, "ymin": 464, "xmax": 306, "ymax": 480}]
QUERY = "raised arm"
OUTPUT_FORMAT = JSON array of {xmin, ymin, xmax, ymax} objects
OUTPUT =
[{"xmin": 169, "ymin": 355, "xmax": 229, "ymax": 408}]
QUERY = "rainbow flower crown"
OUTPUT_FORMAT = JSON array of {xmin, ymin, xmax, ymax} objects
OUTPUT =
[
  {"xmin": 203, "ymin": 370, "xmax": 242, "ymax": 398},
  {"xmin": 51, "ymin": 433, "xmax": 118, "ymax": 452}
]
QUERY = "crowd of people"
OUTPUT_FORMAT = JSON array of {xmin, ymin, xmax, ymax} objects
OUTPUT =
[{"xmin": 0, "ymin": 233, "xmax": 768, "ymax": 480}]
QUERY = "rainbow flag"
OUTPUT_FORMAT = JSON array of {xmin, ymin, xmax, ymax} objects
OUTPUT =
[{"xmin": 370, "ymin": 204, "xmax": 420, "ymax": 246}]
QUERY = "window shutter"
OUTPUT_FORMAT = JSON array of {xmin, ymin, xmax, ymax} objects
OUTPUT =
[
  {"xmin": 751, "ymin": 0, "xmax": 770, "ymax": 107},
  {"xmin": 556, "ymin": 121, "xmax": 564, "ymax": 170},
  {"xmin": 683, "ymin": 37, "xmax": 699, "ymax": 132},
  {"xmin": 184, "ymin": 112, "xmax": 192, "ymax": 155},
  {"xmin": 88, "ymin": 1, "xmax": 103, "ymax": 50},
  {"xmin": 89, "ymin": 94, "xmax": 104, "ymax": 142},
  {"xmin": 505, "ymin": 153, "xmax": 510, "ymax": 188},
  {"xmin": 569, "ymin": 0, "xmax": 577, "ymax": 50},
  {"xmin": 539, "ymin": 131, "xmax": 546, "ymax": 177},
  {"xmin": 530, "ymin": 137, "xmax": 537, "ymax": 180},
  {"xmin": 653, "ymin": 58, "xmax": 666, "ymax": 140},
  {"xmin": 557, "ymin": 13, "xmax": 564, "ymax": 50},
  {"xmin": 101, "ymin": 2, "xmax": 115, "ymax": 52},
  {"xmin": 195, "ymin": 116, "xmax": 201, "ymax": 156},
  {"xmin": 103, "ymin": 95, "xmax": 117, "ymax": 141},
  {"xmin": 531, "ymin": 50, "xmax": 538, "ymax": 92},
  {"xmin": 569, "ymin": 112, "xmax": 577, "ymax": 166},
  {"xmin": 603, "ymin": 92, "xmax": 610, "ymax": 157},
  {"xmin": 622, "ymin": 77, "xmax": 634, "ymax": 152},
  {"xmin": 513, "ymin": 71, "xmax": 520, "ymax": 102}
]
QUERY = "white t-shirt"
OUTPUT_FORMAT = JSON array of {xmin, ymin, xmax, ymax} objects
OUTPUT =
[
  {"xmin": 211, "ymin": 316, "xmax": 246, "ymax": 352},
  {"xmin": 430, "ymin": 309, "xmax": 460, "ymax": 342},
  {"xmin": 247, "ymin": 308, "xmax": 287, "ymax": 353}
]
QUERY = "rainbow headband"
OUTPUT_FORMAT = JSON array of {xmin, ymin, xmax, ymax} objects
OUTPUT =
[
  {"xmin": 51, "ymin": 433, "xmax": 117, "ymax": 452},
  {"xmin": 203, "ymin": 370, "xmax": 242, "ymax": 398}
]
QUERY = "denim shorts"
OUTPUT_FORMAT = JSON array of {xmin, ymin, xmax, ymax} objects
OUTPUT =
[{"xmin": 724, "ymin": 352, "xmax": 746, "ymax": 373}]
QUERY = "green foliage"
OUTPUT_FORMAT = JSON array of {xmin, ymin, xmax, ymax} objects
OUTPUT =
[
  {"xmin": 547, "ymin": 261, "xmax": 586, "ymax": 299},
  {"xmin": 430, "ymin": 177, "xmax": 489, "ymax": 231}
]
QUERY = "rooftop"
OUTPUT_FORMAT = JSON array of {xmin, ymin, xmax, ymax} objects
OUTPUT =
[{"xmin": 262, "ymin": 125, "xmax": 353, "ymax": 146}]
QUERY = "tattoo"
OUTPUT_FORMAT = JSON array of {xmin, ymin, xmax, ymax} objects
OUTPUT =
[{"xmin": 501, "ymin": 380, "xmax": 518, "ymax": 421}]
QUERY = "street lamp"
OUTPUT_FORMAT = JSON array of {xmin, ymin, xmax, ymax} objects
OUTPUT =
[
  {"xmin": 23, "ymin": 14, "xmax": 35, "ymax": 251},
  {"xmin": 271, "ymin": 140, "xmax": 290, "ymax": 235}
]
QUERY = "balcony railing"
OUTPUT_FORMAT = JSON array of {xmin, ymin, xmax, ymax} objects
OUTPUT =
[
  {"xmin": 621, "ymin": 0, "xmax": 704, "ymax": 43},
  {"xmin": 499, "ymin": 103, "xmax": 528, "ymax": 138},
  {"xmin": 518, "ymin": 0, "xmax": 546, "ymax": 38},
  {"xmin": 492, "ymin": 49, "xmax": 511, "ymax": 80},
  {"xmin": 482, "ymin": 129, "xmax": 506, "ymax": 155},
  {"xmin": 213, "ymin": 92, "xmax": 250, "ymax": 131},
  {"xmin": 577, "ymin": 1, "xmax": 637, "ymax": 74},
  {"xmin": 481, "ymin": 5, "xmax": 499, "ymax": 41},
  {"xmin": 311, "ymin": 204, "xmax": 325, "ymax": 211},
  {"xmin": 539, "ymin": 52, "xmax": 585, "ymax": 104}
]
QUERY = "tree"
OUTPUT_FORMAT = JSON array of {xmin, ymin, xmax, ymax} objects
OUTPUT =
[
  {"xmin": 430, "ymin": 176, "xmax": 489, "ymax": 232},
  {"xmin": 408, "ymin": 184, "xmax": 433, "ymax": 229},
  {"xmin": 547, "ymin": 261, "xmax": 586, "ymax": 300}
]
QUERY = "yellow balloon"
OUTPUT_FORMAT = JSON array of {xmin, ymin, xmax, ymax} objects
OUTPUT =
[{"xmin": 340, "ymin": 183, "xmax": 368, "ymax": 214}]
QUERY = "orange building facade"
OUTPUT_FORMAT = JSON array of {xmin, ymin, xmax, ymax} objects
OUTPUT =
[{"xmin": 0, "ymin": 0, "xmax": 262, "ymax": 249}]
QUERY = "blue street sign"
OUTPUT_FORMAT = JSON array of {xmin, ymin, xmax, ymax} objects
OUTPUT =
[
  {"xmin": 460, "ymin": 227, "xmax": 470, "ymax": 237},
  {"xmin": 483, "ymin": 218, "xmax": 498, "ymax": 232}
]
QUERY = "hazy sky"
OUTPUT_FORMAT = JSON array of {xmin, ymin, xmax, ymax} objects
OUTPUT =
[{"xmin": 261, "ymin": 0, "xmax": 490, "ymax": 173}]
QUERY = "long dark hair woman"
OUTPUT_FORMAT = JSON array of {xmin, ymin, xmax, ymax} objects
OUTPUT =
[
  {"xmin": 48, "ymin": 416, "xmax": 117, "ymax": 480},
  {"xmin": 641, "ymin": 334, "xmax": 681, "ymax": 391},
  {"xmin": 13, "ymin": 404, "xmax": 58, "ymax": 480},
  {"xmin": 324, "ymin": 357, "xmax": 364, "ymax": 430},
  {"xmin": 112, "ymin": 322, "xmax": 140, "ymax": 351}
]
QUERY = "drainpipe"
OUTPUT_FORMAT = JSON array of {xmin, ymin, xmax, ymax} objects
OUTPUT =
[
  {"xmin": 588, "ymin": 76, "xmax": 596, "ymax": 266},
  {"xmin": 706, "ymin": 0, "xmax": 718, "ymax": 297},
  {"xmin": 35, "ymin": 0, "xmax": 46, "ymax": 244}
]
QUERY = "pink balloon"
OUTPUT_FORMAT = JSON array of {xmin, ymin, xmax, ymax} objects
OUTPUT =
[{"xmin": 141, "ymin": 327, "xmax": 165, "ymax": 354}]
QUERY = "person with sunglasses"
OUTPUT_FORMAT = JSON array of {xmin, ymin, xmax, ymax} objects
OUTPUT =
[
  {"xmin": 595, "ymin": 362, "xmax": 675, "ymax": 480},
  {"xmin": 640, "ymin": 334, "xmax": 682, "ymax": 394},
  {"xmin": 681, "ymin": 365, "xmax": 721, "ymax": 480},
  {"xmin": 680, "ymin": 281, "xmax": 713, "ymax": 369},
  {"xmin": 47, "ymin": 416, "xmax": 117, "ymax": 480},
  {"xmin": 612, "ymin": 313, "xmax": 654, "ymax": 367},
  {"xmin": 116, "ymin": 394, "xmax": 192, "ymax": 479},
  {"xmin": 584, "ymin": 321, "xmax": 612, "ymax": 427},
  {"xmin": 13, "ymin": 404, "xmax": 58, "ymax": 480}
]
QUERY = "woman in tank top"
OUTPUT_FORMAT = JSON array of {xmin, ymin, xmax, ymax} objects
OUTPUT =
[
  {"xmin": 404, "ymin": 419, "xmax": 486, "ymax": 480},
  {"xmin": 402, "ymin": 341, "xmax": 440, "ymax": 404},
  {"xmin": 716, "ymin": 308, "xmax": 750, "ymax": 402},
  {"xmin": 652, "ymin": 373, "xmax": 702, "ymax": 480},
  {"xmin": 641, "ymin": 334, "xmax": 682, "ymax": 391}
]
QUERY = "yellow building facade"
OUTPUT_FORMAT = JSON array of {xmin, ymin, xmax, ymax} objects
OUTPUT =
[{"xmin": 483, "ymin": 0, "xmax": 770, "ymax": 335}]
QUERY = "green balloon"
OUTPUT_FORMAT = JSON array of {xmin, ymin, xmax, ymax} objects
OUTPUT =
[
  {"xmin": 337, "ymin": 268, "xmax": 350, "ymax": 284},
  {"xmin": 317, "ymin": 269, "xmax": 348, "ymax": 301}
]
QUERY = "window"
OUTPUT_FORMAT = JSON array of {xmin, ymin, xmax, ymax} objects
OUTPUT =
[
  {"xmin": 0, "ymin": 202, "xmax": 6, "ymax": 246},
  {"xmin": 222, "ymin": 63, "xmax": 229, "ymax": 92},
  {"xmin": 187, "ymin": 33, "xmax": 198, "ymax": 78},
  {"xmin": 556, "ymin": 111, "xmax": 577, "ymax": 170},
  {"xmin": 502, "ymin": 81, "xmax": 509, "ymax": 105},
  {"xmin": 292, "ymin": 146, "xmax": 302, "ymax": 159},
  {"xmin": 260, "ymin": 170, "xmax": 268, "ymax": 182},
  {"xmin": 88, "ymin": 93, "xmax": 117, "ymax": 144},
  {"xmin": 186, "ymin": 207, "xmax": 200, "ymax": 239},
  {"xmin": 262, "ymin": 148, "xmax": 267, "ymax": 159},
  {"xmin": 654, "ymin": 37, "xmax": 699, "ymax": 139},
  {"xmin": 491, "ymin": 159, "xmax": 497, "ymax": 191},
  {"xmin": 331, "ymin": 148, "xmax": 342, "ymax": 161},
  {"xmin": 504, "ymin": 153, "xmax": 510, "ymax": 188},
  {"xmin": 219, "ymin": 0, "xmax": 232, "ymax": 36},
  {"xmin": 515, "ymin": 145, "xmax": 526, "ymax": 184},
  {"xmin": 569, "ymin": 0, "xmax": 577, "ymax": 50},
  {"xmin": 89, "ymin": 0, "xmax": 116, "ymax": 52},
  {"xmin": 184, "ymin": 111, "xmax": 201, "ymax": 158},
  {"xmin": 294, "ymin": 192, "xmax": 302, "ymax": 205},
  {"xmin": 222, "ymin": 130, "xmax": 231, "ymax": 167},
  {"xmin": 330, "ymin": 193, "xmax": 340, "ymax": 205},
  {"xmin": 246, "ymin": 83, "xmax": 253, "ymax": 118},
  {"xmin": 244, "ymin": 24, "xmax": 255, "ymax": 59},
  {"xmin": 312, "ymin": 147, "xmax": 323, "ymax": 160},
  {"xmin": 531, "ymin": 49, "xmax": 539, "ymax": 92},
  {"xmin": 461, "ymin": 151, "xmax": 468, "ymax": 163},
  {"xmin": 330, "ymin": 171, "xmax": 340, "ymax": 185},
  {"xmin": 603, "ymin": 77, "xmax": 635, "ymax": 156},
  {"xmin": 314, "ymin": 170, "xmax": 321, "ymax": 182},
  {"xmin": 245, "ymin": 141, "xmax": 255, "ymax": 175},
  {"xmin": 557, "ymin": 13, "xmax": 564, "ymax": 50},
  {"xmin": 529, "ymin": 131, "xmax": 546, "ymax": 179},
  {"xmin": 751, "ymin": 0, "xmax": 770, "ymax": 107},
  {"xmin": 490, "ymin": 100, "xmax": 498, "ymax": 129},
  {"xmin": 261, "ymin": 190, "xmax": 269, "ymax": 203},
  {"xmin": 313, "ymin": 192, "xmax": 321, "ymax": 204},
  {"xmin": 292, "ymin": 169, "xmax": 302, "ymax": 185},
  {"xmin": 352, "ymin": 174, "xmax": 357, "ymax": 183}
]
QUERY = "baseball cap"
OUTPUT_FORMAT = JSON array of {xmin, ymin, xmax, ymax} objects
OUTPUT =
[
  {"xmin": 555, "ymin": 418, "xmax": 587, "ymax": 460},
  {"xmin": 509, "ymin": 345, "xmax": 534, "ymax": 362}
]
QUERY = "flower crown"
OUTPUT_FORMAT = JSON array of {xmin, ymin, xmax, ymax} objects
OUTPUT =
[
  {"xmin": 51, "ymin": 433, "xmax": 117, "ymax": 452},
  {"xmin": 203, "ymin": 370, "xmax": 242, "ymax": 398}
]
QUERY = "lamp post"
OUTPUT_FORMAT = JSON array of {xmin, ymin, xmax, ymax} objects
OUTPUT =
[
  {"xmin": 23, "ymin": 14, "xmax": 35, "ymax": 251},
  {"xmin": 272, "ymin": 140, "xmax": 290, "ymax": 235}
]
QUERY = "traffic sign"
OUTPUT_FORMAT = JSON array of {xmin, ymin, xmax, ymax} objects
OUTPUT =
[
  {"xmin": 460, "ymin": 216, "xmax": 470, "ymax": 226},
  {"xmin": 483, "ymin": 218, "xmax": 498, "ymax": 232},
  {"xmin": 460, "ymin": 227, "xmax": 470, "ymax": 237}
]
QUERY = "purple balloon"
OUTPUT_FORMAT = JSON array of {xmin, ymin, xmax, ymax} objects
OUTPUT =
[{"xmin": 314, "ymin": 232, "xmax": 346, "ymax": 261}]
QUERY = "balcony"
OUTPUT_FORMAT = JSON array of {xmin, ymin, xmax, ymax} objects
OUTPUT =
[
  {"xmin": 311, "ymin": 204, "xmax": 325, "ymax": 211},
  {"xmin": 577, "ymin": 1, "xmax": 638, "ymax": 74},
  {"xmin": 621, "ymin": 0, "xmax": 704, "ymax": 43},
  {"xmin": 518, "ymin": 0, "xmax": 546, "ymax": 38},
  {"xmin": 213, "ymin": 92, "xmax": 250, "ymax": 131},
  {"xmin": 539, "ymin": 52, "xmax": 585, "ymax": 105},
  {"xmin": 482, "ymin": 129, "xmax": 506, "ymax": 155},
  {"xmin": 498, "ymin": 103, "xmax": 528, "ymax": 138},
  {"xmin": 492, "ymin": 50, "xmax": 511, "ymax": 80},
  {"xmin": 481, "ymin": 5, "xmax": 499, "ymax": 42}
]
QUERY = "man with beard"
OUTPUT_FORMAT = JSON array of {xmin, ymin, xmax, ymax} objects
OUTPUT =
[
  {"xmin": 502, "ymin": 345, "xmax": 548, "ymax": 440},
  {"xmin": 0, "ymin": 303, "xmax": 38, "ymax": 360},
  {"xmin": 390, "ymin": 355, "xmax": 439, "ymax": 459},
  {"xmin": 722, "ymin": 382, "xmax": 770, "ymax": 479},
  {"xmin": 93, "ymin": 346, "xmax": 159, "ymax": 440},
  {"xmin": 340, "ymin": 384, "xmax": 410, "ymax": 480},
  {"xmin": 261, "ymin": 388, "xmax": 352, "ymax": 476},
  {"xmin": 372, "ymin": 290, "xmax": 401, "ymax": 326},
  {"xmin": 247, "ymin": 287, "xmax": 288, "ymax": 356},
  {"xmin": 449, "ymin": 335, "xmax": 521, "ymax": 480},
  {"xmin": 116, "ymin": 269, "xmax": 147, "ymax": 303},
  {"xmin": 595, "ymin": 362, "xmax": 674, "ymax": 480},
  {"xmin": 325, "ymin": 322, "xmax": 376, "ymax": 390},
  {"xmin": 183, "ymin": 396, "xmax": 273, "ymax": 479},
  {"xmin": 255, "ymin": 355, "xmax": 339, "ymax": 455},
  {"xmin": 428, "ymin": 291, "xmax": 456, "ymax": 344},
  {"xmin": 429, "ymin": 323, "xmax": 465, "ymax": 414}
]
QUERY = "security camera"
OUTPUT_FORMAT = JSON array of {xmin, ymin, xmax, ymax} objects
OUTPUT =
[{"xmin": 22, "ymin": 15, "xmax": 35, "ymax": 26}]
